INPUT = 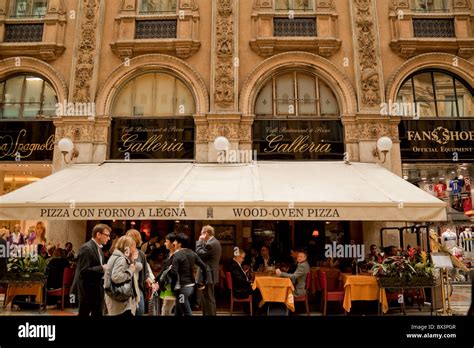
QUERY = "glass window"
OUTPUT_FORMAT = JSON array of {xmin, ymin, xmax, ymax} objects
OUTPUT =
[
  {"xmin": 254, "ymin": 71, "xmax": 340, "ymax": 118},
  {"xmin": 0, "ymin": 74, "xmax": 57, "ymax": 119},
  {"xmin": 397, "ymin": 70, "xmax": 473, "ymax": 118},
  {"xmin": 112, "ymin": 72, "xmax": 195, "ymax": 117},
  {"xmin": 411, "ymin": 0, "xmax": 449, "ymax": 12},
  {"xmin": 139, "ymin": 0, "xmax": 177, "ymax": 14},
  {"xmin": 275, "ymin": 0, "xmax": 313, "ymax": 11},
  {"xmin": 10, "ymin": 0, "xmax": 47, "ymax": 18}
]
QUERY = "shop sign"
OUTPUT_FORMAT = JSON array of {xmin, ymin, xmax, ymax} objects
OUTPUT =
[
  {"xmin": 399, "ymin": 120, "xmax": 474, "ymax": 162},
  {"xmin": 109, "ymin": 118, "xmax": 195, "ymax": 160},
  {"xmin": 252, "ymin": 120, "xmax": 344, "ymax": 160},
  {"xmin": 0, "ymin": 121, "xmax": 55, "ymax": 161}
]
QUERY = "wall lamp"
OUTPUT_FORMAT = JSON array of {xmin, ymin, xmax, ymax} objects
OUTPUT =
[
  {"xmin": 373, "ymin": 136, "xmax": 393, "ymax": 164},
  {"xmin": 58, "ymin": 138, "xmax": 79, "ymax": 164}
]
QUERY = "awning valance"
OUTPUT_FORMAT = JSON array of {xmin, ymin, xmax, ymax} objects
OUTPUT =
[{"xmin": 0, "ymin": 162, "xmax": 447, "ymax": 221}]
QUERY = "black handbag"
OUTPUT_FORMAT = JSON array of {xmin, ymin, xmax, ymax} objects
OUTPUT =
[{"xmin": 104, "ymin": 255, "xmax": 134, "ymax": 302}]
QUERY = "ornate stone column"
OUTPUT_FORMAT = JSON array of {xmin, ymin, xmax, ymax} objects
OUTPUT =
[
  {"xmin": 50, "ymin": 0, "xmax": 107, "ymax": 246},
  {"xmin": 199, "ymin": 0, "xmax": 244, "ymax": 163}
]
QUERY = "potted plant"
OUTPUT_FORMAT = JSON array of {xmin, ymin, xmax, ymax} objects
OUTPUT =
[
  {"xmin": 371, "ymin": 249, "xmax": 434, "ymax": 287},
  {"xmin": 6, "ymin": 254, "xmax": 47, "ymax": 282}
]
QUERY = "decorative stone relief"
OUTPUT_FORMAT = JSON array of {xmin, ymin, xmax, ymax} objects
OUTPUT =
[
  {"xmin": 214, "ymin": 0, "xmax": 235, "ymax": 108},
  {"xmin": 344, "ymin": 122, "xmax": 399, "ymax": 142},
  {"xmin": 353, "ymin": 0, "xmax": 382, "ymax": 108},
  {"xmin": 72, "ymin": 0, "xmax": 101, "ymax": 103}
]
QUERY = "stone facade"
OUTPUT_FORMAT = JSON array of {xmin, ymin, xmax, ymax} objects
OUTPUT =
[{"xmin": 0, "ymin": 0, "xmax": 473, "ymax": 247}]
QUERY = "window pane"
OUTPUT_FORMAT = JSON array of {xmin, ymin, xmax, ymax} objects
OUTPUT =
[
  {"xmin": 412, "ymin": 0, "xmax": 448, "ymax": 11},
  {"xmin": 12, "ymin": 0, "xmax": 47, "ymax": 17},
  {"xmin": 134, "ymin": 74, "xmax": 154, "ymax": 116},
  {"xmin": 175, "ymin": 79, "xmax": 195, "ymax": 115},
  {"xmin": 0, "ymin": 82, "xmax": 4, "ymax": 102},
  {"xmin": 113, "ymin": 82, "xmax": 133, "ymax": 116},
  {"xmin": 4, "ymin": 75, "xmax": 24, "ymax": 104},
  {"xmin": 140, "ymin": 0, "xmax": 176, "ymax": 13},
  {"xmin": 413, "ymin": 72, "xmax": 436, "ymax": 116},
  {"xmin": 276, "ymin": 73, "xmax": 294, "ymax": 115},
  {"xmin": 319, "ymin": 82, "xmax": 339, "ymax": 116},
  {"xmin": 433, "ymin": 73, "xmax": 455, "ymax": 117},
  {"xmin": 2, "ymin": 103, "xmax": 21, "ymax": 118},
  {"xmin": 275, "ymin": 0, "xmax": 290, "ymax": 10},
  {"xmin": 297, "ymin": 74, "xmax": 316, "ymax": 115},
  {"xmin": 396, "ymin": 79, "xmax": 415, "ymax": 117},
  {"xmin": 275, "ymin": 0, "xmax": 312, "ymax": 10},
  {"xmin": 454, "ymin": 80, "xmax": 473, "ymax": 117},
  {"xmin": 255, "ymin": 82, "xmax": 273, "ymax": 115},
  {"xmin": 23, "ymin": 103, "xmax": 41, "ymax": 117},
  {"xmin": 155, "ymin": 73, "xmax": 174, "ymax": 116},
  {"xmin": 32, "ymin": 0, "xmax": 47, "ymax": 16},
  {"xmin": 24, "ymin": 76, "xmax": 43, "ymax": 104},
  {"xmin": 42, "ymin": 82, "xmax": 57, "ymax": 116}
]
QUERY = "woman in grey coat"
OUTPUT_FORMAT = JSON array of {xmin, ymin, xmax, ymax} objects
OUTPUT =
[{"xmin": 104, "ymin": 236, "xmax": 142, "ymax": 316}]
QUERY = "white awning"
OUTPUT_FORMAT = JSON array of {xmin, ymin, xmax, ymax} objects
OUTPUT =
[{"xmin": 0, "ymin": 162, "xmax": 447, "ymax": 221}]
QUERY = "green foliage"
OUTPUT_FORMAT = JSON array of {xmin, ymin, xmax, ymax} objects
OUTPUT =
[
  {"xmin": 7, "ymin": 254, "xmax": 47, "ymax": 274},
  {"xmin": 371, "ymin": 252, "xmax": 433, "ymax": 281}
]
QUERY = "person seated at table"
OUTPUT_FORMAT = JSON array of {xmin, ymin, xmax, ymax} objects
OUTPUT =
[
  {"xmin": 365, "ymin": 245, "xmax": 380, "ymax": 263},
  {"xmin": 228, "ymin": 248, "xmax": 262, "ymax": 314},
  {"xmin": 0, "ymin": 233, "xmax": 6, "ymax": 279},
  {"xmin": 46, "ymin": 248, "xmax": 70, "ymax": 290},
  {"xmin": 243, "ymin": 247, "xmax": 258, "ymax": 271},
  {"xmin": 382, "ymin": 245, "xmax": 398, "ymax": 259},
  {"xmin": 253, "ymin": 246, "xmax": 276, "ymax": 272},
  {"xmin": 275, "ymin": 249, "xmax": 310, "ymax": 297}
]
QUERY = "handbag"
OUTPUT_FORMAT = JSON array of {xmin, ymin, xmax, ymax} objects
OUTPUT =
[{"xmin": 104, "ymin": 255, "xmax": 134, "ymax": 302}]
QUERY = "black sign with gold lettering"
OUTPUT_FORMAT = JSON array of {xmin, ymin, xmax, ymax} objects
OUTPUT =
[
  {"xmin": 0, "ymin": 121, "xmax": 55, "ymax": 161},
  {"xmin": 399, "ymin": 120, "xmax": 474, "ymax": 162},
  {"xmin": 109, "ymin": 118, "xmax": 195, "ymax": 160},
  {"xmin": 252, "ymin": 120, "xmax": 344, "ymax": 160}
]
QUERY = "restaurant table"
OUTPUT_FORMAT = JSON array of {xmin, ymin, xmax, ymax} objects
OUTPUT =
[
  {"xmin": 340, "ymin": 273, "xmax": 388, "ymax": 314},
  {"xmin": 3, "ymin": 279, "xmax": 45, "ymax": 310},
  {"xmin": 252, "ymin": 276, "xmax": 295, "ymax": 312}
]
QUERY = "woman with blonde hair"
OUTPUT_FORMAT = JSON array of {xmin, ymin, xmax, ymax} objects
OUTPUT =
[
  {"xmin": 104, "ymin": 236, "xmax": 142, "ymax": 316},
  {"xmin": 33, "ymin": 221, "xmax": 47, "ymax": 245},
  {"xmin": 125, "ymin": 229, "xmax": 155, "ymax": 315}
]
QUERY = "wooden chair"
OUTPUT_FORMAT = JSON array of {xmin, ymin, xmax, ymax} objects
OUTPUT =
[
  {"xmin": 225, "ymin": 271, "xmax": 253, "ymax": 316},
  {"xmin": 293, "ymin": 271, "xmax": 312, "ymax": 316},
  {"xmin": 46, "ymin": 267, "xmax": 75, "ymax": 310},
  {"xmin": 318, "ymin": 270, "xmax": 345, "ymax": 315},
  {"xmin": 0, "ymin": 282, "xmax": 7, "ymax": 306}
]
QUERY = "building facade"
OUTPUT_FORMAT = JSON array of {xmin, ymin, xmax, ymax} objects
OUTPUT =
[{"xmin": 0, "ymin": 0, "xmax": 473, "ymax": 260}]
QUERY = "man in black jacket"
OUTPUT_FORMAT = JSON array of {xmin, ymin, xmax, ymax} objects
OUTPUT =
[
  {"xmin": 172, "ymin": 233, "xmax": 208, "ymax": 316},
  {"xmin": 228, "ymin": 248, "xmax": 253, "ymax": 299},
  {"xmin": 196, "ymin": 225, "xmax": 221, "ymax": 316},
  {"xmin": 71, "ymin": 224, "xmax": 111, "ymax": 317}
]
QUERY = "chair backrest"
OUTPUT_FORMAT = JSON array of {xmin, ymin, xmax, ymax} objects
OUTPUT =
[
  {"xmin": 225, "ymin": 271, "xmax": 233, "ymax": 291},
  {"xmin": 305, "ymin": 271, "xmax": 312, "ymax": 290},
  {"xmin": 63, "ymin": 267, "xmax": 75, "ymax": 288},
  {"xmin": 317, "ymin": 270, "xmax": 328, "ymax": 291}
]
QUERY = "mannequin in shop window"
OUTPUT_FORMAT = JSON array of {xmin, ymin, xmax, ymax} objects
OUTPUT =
[
  {"xmin": 459, "ymin": 227, "xmax": 473, "ymax": 255},
  {"xmin": 449, "ymin": 176, "xmax": 464, "ymax": 195},
  {"xmin": 441, "ymin": 228, "xmax": 457, "ymax": 252},
  {"xmin": 434, "ymin": 180, "xmax": 447, "ymax": 198}
]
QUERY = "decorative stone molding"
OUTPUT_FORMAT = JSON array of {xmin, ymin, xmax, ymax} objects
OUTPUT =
[
  {"xmin": 385, "ymin": 53, "xmax": 474, "ymax": 104},
  {"xmin": 343, "ymin": 118, "xmax": 400, "ymax": 142},
  {"xmin": 250, "ymin": 0, "xmax": 341, "ymax": 57},
  {"xmin": 71, "ymin": 0, "xmax": 101, "ymax": 103},
  {"xmin": 351, "ymin": 0, "xmax": 383, "ymax": 109},
  {"xmin": 0, "ymin": 0, "xmax": 67, "ymax": 61},
  {"xmin": 239, "ymin": 52, "xmax": 357, "ymax": 117},
  {"xmin": 53, "ymin": 117, "xmax": 110, "ymax": 144},
  {"xmin": 212, "ymin": 0, "xmax": 236, "ymax": 110},
  {"xmin": 95, "ymin": 54, "xmax": 209, "ymax": 117},
  {"xmin": 389, "ymin": 0, "xmax": 474, "ymax": 58},
  {"xmin": 0, "ymin": 56, "xmax": 68, "ymax": 102},
  {"xmin": 110, "ymin": 0, "xmax": 200, "ymax": 59}
]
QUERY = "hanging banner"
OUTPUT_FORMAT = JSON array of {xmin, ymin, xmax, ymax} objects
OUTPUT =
[{"xmin": 0, "ymin": 121, "xmax": 55, "ymax": 161}]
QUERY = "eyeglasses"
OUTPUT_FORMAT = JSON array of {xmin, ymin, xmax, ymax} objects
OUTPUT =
[{"xmin": 100, "ymin": 231, "xmax": 111, "ymax": 237}]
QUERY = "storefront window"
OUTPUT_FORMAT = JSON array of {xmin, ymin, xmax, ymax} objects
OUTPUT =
[
  {"xmin": 396, "ymin": 70, "xmax": 474, "ymax": 118},
  {"xmin": 0, "ymin": 75, "xmax": 57, "ymax": 119}
]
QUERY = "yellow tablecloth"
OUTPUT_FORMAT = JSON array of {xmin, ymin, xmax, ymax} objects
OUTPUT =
[
  {"xmin": 4, "ymin": 281, "xmax": 44, "ymax": 307},
  {"xmin": 340, "ymin": 273, "xmax": 388, "ymax": 314},
  {"xmin": 252, "ymin": 276, "xmax": 295, "ymax": 312}
]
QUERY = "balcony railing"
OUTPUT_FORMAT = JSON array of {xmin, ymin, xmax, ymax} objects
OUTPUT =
[
  {"xmin": 413, "ymin": 19, "xmax": 455, "ymax": 37},
  {"xmin": 274, "ymin": 18, "xmax": 316, "ymax": 37},
  {"xmin": 135, "ymin": 20, "xmax": 177, "ymax": 39},
  {"xmin": 4, "ymin": 24, "xmax": 44, "ymax": 42}
]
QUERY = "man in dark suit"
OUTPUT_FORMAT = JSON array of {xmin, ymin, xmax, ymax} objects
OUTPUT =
[
  {"xmin": 71, "ymin": 224, "xmax": 111, "ymax": 317},
  {"xmin": 253, "ymin": 245, "xmax": 276, "ymax": 272},
  {"xmin": 196, "ymin": 225, "xmax": 221, "ymax": 316},
  {"xmin": 228, "ymin": 248, "xmax": 253, "ymax": 299}
]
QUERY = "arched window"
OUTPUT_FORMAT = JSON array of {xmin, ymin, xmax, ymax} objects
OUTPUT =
[
  {"xmin": 112, "ymin": 72, "xmax": 196, "ymax": 117},
  {"xmin": 396, "ymin": 70, "xmax": 473, "ymax": 117},
  {"xmin": 254, "ymin": 71, "xmax": 340, "ymax": 118},
  {"xmin": 0, "ymin": 74, "xmax": 57, "ymax": 119}
]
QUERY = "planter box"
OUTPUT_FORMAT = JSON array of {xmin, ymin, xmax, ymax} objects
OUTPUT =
[{"xmin": 378, "ymin": 276, "xmax": 434, "ymax": 288}]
